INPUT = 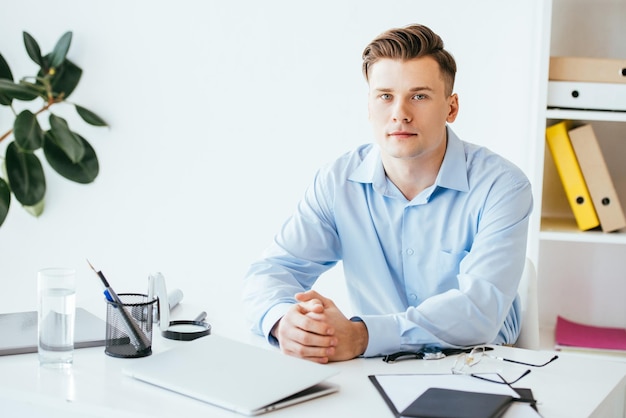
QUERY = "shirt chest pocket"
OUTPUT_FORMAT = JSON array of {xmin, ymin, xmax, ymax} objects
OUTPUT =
[{"xmin": 411, "ymin": 249, "xmax": 468, "ymax": 300}]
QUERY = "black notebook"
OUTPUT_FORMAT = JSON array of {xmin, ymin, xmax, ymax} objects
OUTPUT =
[{"xmin": 402, "ymin": 387, "xmax": 513, "ymax": 418}]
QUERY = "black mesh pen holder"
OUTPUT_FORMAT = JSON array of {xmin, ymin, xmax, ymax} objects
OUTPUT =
[{"xmin": 105, "ymin": 293, "xmax": 156, "ymax": 358}]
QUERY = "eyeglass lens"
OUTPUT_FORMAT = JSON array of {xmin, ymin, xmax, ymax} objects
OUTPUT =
[
  {"xmin": 452, "ymin": 347, "xmax": 557, "ymax": 380},
  {"xmin": 466, "ymin": 346, "xmax": 485, "ymax": 365}
]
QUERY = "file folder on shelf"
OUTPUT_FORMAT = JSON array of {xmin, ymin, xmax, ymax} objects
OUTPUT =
[
  {"xmin": 549, "ymin": 56, "xmax": 626, "ymax": 84},
  {"xmin": 545, "ymin": 121, "xmax": 599, "ymax": 231},
  {"xmin": 555, "ymin": 315, "xmax": 626, "ymax": 354},
  {"xmin": 568, "ymin": 124, "xmax": 626, "ymax": 232},
  {"xmin": 547, "ymin": 81, "xmax": 626, "ymax": 111}
]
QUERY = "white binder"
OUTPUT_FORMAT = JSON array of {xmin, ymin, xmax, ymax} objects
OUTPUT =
[{"xmin": 547, "ymin": 81, "xmax": 626, "ymax": 111}]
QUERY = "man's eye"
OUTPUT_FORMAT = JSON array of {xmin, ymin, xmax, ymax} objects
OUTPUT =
[
  {"xmin": 413, "ymin": 94, "xmax": 426, "ymax": 100},
  {"xmin": 380, "ymin": 94, "xmax": 391, "ymax": 100}
]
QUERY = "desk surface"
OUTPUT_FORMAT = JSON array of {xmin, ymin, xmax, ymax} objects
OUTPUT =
[{"xmin": 1, "ymin": 307, "xmax": 625, "ymax": 418}]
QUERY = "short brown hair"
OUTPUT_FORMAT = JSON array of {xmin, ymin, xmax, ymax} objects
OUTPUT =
[{"xmin": 362, "ymin": 24, "xmax": 457, "ymax": 96}]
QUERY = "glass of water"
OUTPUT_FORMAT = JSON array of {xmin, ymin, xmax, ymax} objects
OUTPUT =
[{"xmin": 37, "ymin": 268, "xmax": 76, "ymax": 368}]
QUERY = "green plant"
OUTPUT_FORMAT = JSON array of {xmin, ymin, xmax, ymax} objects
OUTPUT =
[{"xmin": 0, "ymin": 31, "xmax": 107, "ymax": 227}]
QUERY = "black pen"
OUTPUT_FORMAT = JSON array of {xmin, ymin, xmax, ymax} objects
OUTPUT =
[
  {"xmin": 87, "ymin": 259, "xmax": 150, "ymax": 351},
  {"xmin": 87, "ymin": 259, "xmax": 117, "ymax": 303}
]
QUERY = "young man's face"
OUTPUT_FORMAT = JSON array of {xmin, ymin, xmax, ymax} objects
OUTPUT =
[{"xmin": 367, "ymin": 56, "xmax": 458, "ymax": 164}]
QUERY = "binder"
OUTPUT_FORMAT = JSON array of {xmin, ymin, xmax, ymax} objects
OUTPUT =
[
  {"xmin": 545, "ymin": 121, "xmax": 599, "ymax": 231},
  {"xmin": 568, "ymin": 124, "xmax": 626, "ymax": 232},
  {"xmin": 549, "ymin": 56, "xmax": 626, "ymax": 84},
  {"xmin": 547, "ymin": 81, "xmax": 626, "ymax": 111}
]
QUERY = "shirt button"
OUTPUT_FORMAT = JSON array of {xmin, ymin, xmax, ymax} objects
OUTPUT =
[
  {"xmin": 406, "ymin": 248, "xmax": 414, "ymax": 255},
  {"xmin": 409, "ymin": 293, "xmax": 417, "ymax": 300}
]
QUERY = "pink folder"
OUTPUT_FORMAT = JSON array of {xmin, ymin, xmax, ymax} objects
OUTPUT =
[{"xmin": 555, "ymin": 316, "xmax": 626, "ymax": 351}]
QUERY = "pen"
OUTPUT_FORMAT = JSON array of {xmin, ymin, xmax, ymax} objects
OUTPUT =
[
  {"xmin": 87, "ymin": 259, "xmax": 150, "ymax": 352},
  {"xmin": 95, "ymin": 274, "xmax": 114, "ymax": 302},
  {"xmin": 86, "ymin": 259, "xmax": 116, "ymax": 303},
  {"xmin": 103, "ymin": 289, "xmax": 114, "ymax": 302}
]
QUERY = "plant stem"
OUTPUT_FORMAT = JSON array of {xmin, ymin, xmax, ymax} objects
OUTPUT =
[
  {"xmin": 0, "ymin": 130, "xmax": 11, "ymax": 143},
  {"xmin": 0, "ymin": 100, "xmax": 57, "ymax": 144}
]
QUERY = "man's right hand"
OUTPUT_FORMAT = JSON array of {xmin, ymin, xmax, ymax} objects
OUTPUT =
[{"xmin": 271, "ymin": 297, "xmax": 338, "ymax": 364}]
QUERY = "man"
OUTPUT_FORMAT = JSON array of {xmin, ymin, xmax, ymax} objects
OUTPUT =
[{"xmin": 242, "ymin": 24, "xmax": 533, "ymax": 364}]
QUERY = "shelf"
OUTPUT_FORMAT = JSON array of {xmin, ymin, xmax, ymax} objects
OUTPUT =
[
  {"xmin": 546, "ymin": 108, "xmax": 626, "ymax": 122},
  {"xmin": 539, "ymin": 327, "xmax": 626, "ymax": 363},
  {"xmin": 540, "ymin": 217, "xmax": 626, "ymax": 244},
  {"xmin": 535, "ymin": 0, "xmax": 626, "ymax": 363}
]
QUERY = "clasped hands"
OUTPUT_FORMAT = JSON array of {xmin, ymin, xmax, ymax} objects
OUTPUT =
[{"xmin": 271, "ymin": 290, "xmax": 368, "ymax": 364}]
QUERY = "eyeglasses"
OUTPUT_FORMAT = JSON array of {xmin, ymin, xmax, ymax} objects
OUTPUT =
[
  {"xmin": 382, "ymin": 346, "xmax": 495, "ymax": 363},
  {"xmin": 383, "ymin": 345, "xmax": 558, "ymax": 366},
  {"xmin": 451, "ymin": 346, "xmax": 558, "ymax": 385}
]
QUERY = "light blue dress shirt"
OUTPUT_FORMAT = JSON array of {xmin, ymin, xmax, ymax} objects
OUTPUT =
[{"xmin": 242, "ymin": 126, "xmax": 533, "ymax": 357}]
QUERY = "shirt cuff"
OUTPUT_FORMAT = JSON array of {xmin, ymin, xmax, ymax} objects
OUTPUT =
[
  {"xmin": 357, "ymin": 314, "xmax": 403, "ymax": 357},
  {"xmin": 261, "ymin": 302, "xmax": 294, "ymax": 347}
]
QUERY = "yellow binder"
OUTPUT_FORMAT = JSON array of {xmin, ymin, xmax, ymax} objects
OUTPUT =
[{"xmin": 545, "ymin": 121, "xmax": 599, "ymax": 231}]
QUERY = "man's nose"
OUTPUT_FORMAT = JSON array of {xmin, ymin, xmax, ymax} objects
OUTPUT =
[{"xmin": 391, "ymin": 102, "xmax": 412, "ymax": 123}]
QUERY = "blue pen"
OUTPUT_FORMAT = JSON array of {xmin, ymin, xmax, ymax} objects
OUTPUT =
[
  {"xmin": 103, "ymin": 288, "xmax": 114, "ymax": 302},
  {"xmin": 87, "ymin": 259, "xmax": 150, "ymax": 351}
]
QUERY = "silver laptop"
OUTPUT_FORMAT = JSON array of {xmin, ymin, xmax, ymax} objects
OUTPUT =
[{"xmin": 123, "ymin": 334, "xmax": 339, "ymax": 416}]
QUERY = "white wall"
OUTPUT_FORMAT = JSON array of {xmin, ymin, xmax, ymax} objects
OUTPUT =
[{"xmin": 0, "ymin": 0, "xmax": 547, "ymax": 338}]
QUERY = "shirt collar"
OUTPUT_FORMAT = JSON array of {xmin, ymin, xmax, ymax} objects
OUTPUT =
[
  {"xmin": 437, "ymin": 126, "xmax": 469, "ymax": 193},
  {"xmin": 348, "ymin": 126, "xmax": 469, "ymax": 193}
]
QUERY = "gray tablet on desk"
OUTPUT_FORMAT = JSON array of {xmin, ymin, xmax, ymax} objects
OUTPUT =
[{"xmin": 0, "ymin": 308, "xmax": 106, "ymax": 356}]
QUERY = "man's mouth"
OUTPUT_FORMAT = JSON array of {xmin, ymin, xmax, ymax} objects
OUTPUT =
[{"xmin": 388, "ymin": 130, "xmax": 416, "ymax": 139}]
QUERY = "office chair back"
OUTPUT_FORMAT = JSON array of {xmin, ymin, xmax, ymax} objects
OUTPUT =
[{"xmin": 515, "ymin": 258, "xmax": 540, "ymax": 349}]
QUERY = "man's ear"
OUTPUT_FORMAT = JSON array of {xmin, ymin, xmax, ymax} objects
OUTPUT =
[{"xmin": 446, "ymin": 93, "xmax": 459, "ymax": 123}]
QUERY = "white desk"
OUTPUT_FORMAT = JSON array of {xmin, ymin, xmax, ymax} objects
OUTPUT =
[{"xmin": 1, "ymin": 310, "xmax": 624, "ymax": 418}]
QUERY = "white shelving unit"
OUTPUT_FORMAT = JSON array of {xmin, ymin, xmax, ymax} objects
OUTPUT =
[
  {"xmin": 541, "ymin": 109, "xmax": 626, "ymax": 245},
  {"xmin": 533, "ymin": 0, "xmax": 626, "ymax": 357},
  {"xmin": 546, "ymin": 108, "xmax": 626, "ymax": 123}
]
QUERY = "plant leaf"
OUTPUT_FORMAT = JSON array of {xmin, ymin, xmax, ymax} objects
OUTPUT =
[
  {"xmin": 75, "ymin": 105, "xmax": 108, "ymax": 127},
  {"xmin": 43, "ymin": 58, "xmax": 82, "ymax": 99},
  {"xmin": 23, "ymin": 31, "xmax": 44, "ymax": 67},
  {"xmin": 49, "ymin": 31, "xmax": 72, "ymax": 69},
  {"xmin": 0, "ymin": 177, "xmax": 10, "ymax": 227},
  {"xmin": 48, "ymin": 114, "xmax": 85, "ymax": 162},
  {"xmin": 24, "ymin": 198, "xmax": 45, "ymax": 217},
  {"xmin": 5, "ymin": 141, "xmax": 46, "ymax": 206},
  {"xmin": 0, "ymin": 53, "xmax": 13, "ymax": 80},
  {"xmin": 44, "ymin": 132, "xmax": 99, "ymax": 184},
  {"xmin": 20, "ymin": 80, "xmax": 47, "ymax": 97},
  {"xmin": 0, "ymin": 79, "xmax": 39, "ymax": 101},
  {"xmin": 14, "ymin": 110, "xmax": 44, "ymax": 151},
  {"xmin": 0, "ymin": 53, "xmax": 13, "ymax": 105}
]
